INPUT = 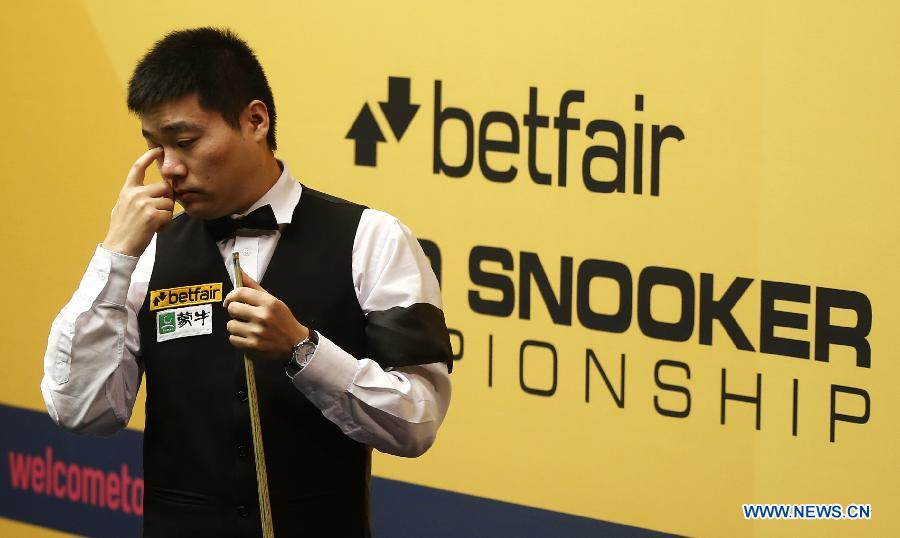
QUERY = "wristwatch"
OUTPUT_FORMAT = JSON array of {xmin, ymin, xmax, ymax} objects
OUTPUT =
[{"xmin": 284, "ymin": 329, "xmax": 319, "ymax": 379}]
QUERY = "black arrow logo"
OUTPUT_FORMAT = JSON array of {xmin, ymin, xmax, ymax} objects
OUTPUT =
[
  {"xmin": 152, "ymin": 291, "xmax": 167, "ymax": 307},
  {"xmin": 345, "ymin": 103, "xmax": 386, "ymax": 167},
  {"xmin": 378, "ymin": 77, "xmax": 419, "ymax": 141}
]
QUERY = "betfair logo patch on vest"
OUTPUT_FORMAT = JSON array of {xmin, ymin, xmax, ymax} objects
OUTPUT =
[
  {"xmin": 157, "ymin": 304, "xmax": 213, "ymax": 342},
  {"xmin": 149, "ymin": 283, "xmax": 223, "ymax": 311}
]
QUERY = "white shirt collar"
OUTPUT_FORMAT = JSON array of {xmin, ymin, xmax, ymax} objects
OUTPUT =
[{"xmin": 237, "ymin": 159, "xmax": 302, "ymax": 225}]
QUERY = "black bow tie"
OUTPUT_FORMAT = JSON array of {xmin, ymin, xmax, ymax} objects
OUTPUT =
[{"xmin": 206, "ymin": 204, "xmax": 279, "ymax": 242}]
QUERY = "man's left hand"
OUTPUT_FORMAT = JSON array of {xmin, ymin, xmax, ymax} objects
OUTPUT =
[{"xmin": 223, "ymin": 273, "xmax": 309, "ymax": 360}]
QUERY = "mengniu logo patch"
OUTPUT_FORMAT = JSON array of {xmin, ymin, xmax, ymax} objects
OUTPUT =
[
  {"xmin": 156, "ymin": 304, "xmax": 213, "ymax": 342},
  {"xmin": 149, "ymin": 283, "xmax": 223, "ymax": 311}
]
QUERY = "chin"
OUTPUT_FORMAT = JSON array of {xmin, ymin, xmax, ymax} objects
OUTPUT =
[{"xmin": 180, "ymin": 203, "xmax": 221, "ymax": 221}]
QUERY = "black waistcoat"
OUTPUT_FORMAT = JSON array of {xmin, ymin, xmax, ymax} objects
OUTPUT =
[{"xmin": 137, "ymin": 189, "xmax": 373, "ymax": 537}]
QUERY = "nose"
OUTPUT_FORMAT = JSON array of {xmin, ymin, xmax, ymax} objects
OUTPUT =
[{"xmin": 158, "ymin": 151, "xmax": 187, "ymax": 182}]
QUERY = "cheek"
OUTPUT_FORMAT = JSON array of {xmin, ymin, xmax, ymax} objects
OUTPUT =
[
  {"xmin": 191, "ymin": 144, "xmax": 229, "ymax": 181},
  {"xmin": 208, "ymin": 144, "xmax": 252, "ymax": 191},
  {"xmin": 204, "ymin": 142, "xmax": 230, "ymax": 166}
]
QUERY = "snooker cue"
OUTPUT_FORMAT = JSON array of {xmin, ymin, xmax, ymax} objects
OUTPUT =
[{"xmin": 232, "ymin": 252, "xmax": 275, "ymax": 537}]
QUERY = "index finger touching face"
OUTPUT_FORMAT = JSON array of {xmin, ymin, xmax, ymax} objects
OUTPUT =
[{"xmin": 125, "ymin": 147, "xmax": 163, "ymax": 187}]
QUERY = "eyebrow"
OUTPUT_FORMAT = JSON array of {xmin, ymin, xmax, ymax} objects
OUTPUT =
[{"xmin": 141, "ymin": 121, "xmax": 202, "ymax": 139}]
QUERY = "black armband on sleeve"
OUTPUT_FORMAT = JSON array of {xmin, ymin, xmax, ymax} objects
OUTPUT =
[{"xmin": 364, "ymin": 303, "xmax": 453, "ymax": 372}]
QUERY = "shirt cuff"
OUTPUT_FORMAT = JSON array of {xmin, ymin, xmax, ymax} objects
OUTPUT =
[
  {"xmin": 93, "ymin": 245, "xmax": 140, "ymax": 306},
  {"xmin": 290, "ymin": 332, "xmax": 360, "ymax": 396}
]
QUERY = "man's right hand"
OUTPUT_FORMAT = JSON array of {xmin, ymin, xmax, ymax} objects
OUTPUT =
[{"xmin": 101, "ymin": 148, "xmax": 175, "ymax": 257}]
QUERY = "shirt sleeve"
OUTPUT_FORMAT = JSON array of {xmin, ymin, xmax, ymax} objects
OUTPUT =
[
  {"xmin": 40, "ymin": 241, "xmax": 155, "ymax": 435},
  {"xmin": 290, "ymin": 209, "xmax": 452, "ymax": 457}
]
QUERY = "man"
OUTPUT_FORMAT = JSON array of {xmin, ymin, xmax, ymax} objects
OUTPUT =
[{"xmin": 41, "ymin": 27, "xmax": 452, "ymax": 537}]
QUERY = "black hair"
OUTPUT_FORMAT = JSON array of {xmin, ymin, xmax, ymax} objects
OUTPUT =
[{"xmin": 127, "ymin": 27, "xmax": 277, "ymax": 150}]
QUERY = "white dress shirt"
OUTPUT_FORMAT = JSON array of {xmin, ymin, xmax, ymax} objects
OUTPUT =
[{"xmin": 41, "ymin": 162, "xmax": 451, "ymax": 457}]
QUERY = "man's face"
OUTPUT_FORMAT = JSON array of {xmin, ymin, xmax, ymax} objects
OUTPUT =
[{"xmin": 140, "ymin": 93, "xmax": 262, "ymax": 219}]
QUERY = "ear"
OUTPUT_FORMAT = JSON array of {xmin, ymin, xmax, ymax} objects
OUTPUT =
[{"xmin": 244, "ymin": 100, "xmax": 271, "ymax": 145}]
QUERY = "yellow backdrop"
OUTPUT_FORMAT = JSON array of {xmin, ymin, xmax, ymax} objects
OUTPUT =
[{"xmin": 1, "ymin": 1, "xmax": 897, "ymax": 536}]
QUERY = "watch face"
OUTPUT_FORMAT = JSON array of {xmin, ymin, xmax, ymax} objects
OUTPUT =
[
  {"xmin": 298, "ymin": 342, "xmax": 317, "ymax": 367},
  {"xmin": 285, "ymin": 332, "xmax": 317, "ymax": 378}
]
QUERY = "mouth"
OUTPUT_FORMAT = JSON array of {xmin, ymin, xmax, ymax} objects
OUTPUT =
[{"xmin": 174, "ymin": 189, "xmax": 201, "ymax": 201}]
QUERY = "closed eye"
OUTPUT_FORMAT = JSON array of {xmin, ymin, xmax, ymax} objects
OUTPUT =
[{"xmin": 176, "ymin": 139, "xmax": 196, "ymax": 149}]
